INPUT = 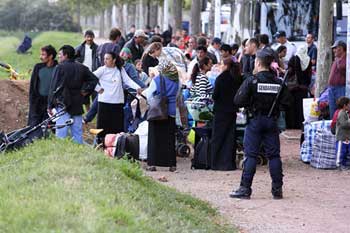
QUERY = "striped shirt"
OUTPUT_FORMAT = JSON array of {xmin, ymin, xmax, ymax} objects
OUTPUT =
[{"xmin": 190, "ymin": 73, "xmax": 213, "ymax": 97}]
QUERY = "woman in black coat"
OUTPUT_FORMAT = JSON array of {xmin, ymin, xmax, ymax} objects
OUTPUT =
[
  {"xmin": 285, "ymin": 45, "xmax": 312, "ymax": 129},
  {"xmin": 211, "ymin": 57, "xmax": 242, "ymax": 170}
]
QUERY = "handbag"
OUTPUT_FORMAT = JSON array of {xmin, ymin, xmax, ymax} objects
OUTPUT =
[{"xmin": 147, "ymin": 75, "xmax": 168, "ymax": 121}]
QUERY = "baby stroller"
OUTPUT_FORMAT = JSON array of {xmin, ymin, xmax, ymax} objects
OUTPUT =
[{"xmin": 0, "ymin": 107, "xmax": 73, "ymax": 153}]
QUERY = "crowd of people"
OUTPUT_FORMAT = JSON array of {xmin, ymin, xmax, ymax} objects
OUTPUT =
[{"xmin": 27, "ymin": 24, "xmax": 349, "ymax": 199}]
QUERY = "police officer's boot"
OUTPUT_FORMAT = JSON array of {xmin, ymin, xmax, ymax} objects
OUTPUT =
[
  {"xmin": 271, "ymin": 187, "xmax": 283, "ymax": 200},
  {"xmin": 229, "ymin": 186, "xmax": 252, "ymax": 199}
]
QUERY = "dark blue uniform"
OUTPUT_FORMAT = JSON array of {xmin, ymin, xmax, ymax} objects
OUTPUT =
[{"xmin": 231, "ymin": 68, "xmax": 290, "ymax": 199}]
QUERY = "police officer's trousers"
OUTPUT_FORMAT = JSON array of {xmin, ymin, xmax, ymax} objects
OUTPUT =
[{"xmin": 240, "ymin": 115, "xmax": 283, "ymax": 189}]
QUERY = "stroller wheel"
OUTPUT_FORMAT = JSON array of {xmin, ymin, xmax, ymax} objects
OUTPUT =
[{"xmin": 177, "ymin": 144, "xmax": 191, "ymax": 157}]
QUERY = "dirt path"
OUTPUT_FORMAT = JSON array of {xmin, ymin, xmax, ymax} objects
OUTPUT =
[{"xmin": 145, "ymin": 130, "xmax": 350, "ymax": 233}]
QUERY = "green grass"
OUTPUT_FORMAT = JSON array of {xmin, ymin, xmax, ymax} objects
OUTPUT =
[
  {"xmin": 0, "ymin": 31, "xmax": 82, "ymax": 79},
  {"xmin": 0, "ymin": 139, "xmax": 236, "ymax": 233}
]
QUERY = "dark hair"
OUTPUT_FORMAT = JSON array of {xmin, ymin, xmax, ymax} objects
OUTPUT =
[
  {"xmin": 336, "ymin": 96, "xmax": 350, "ymax": 109},
  {"xmin": 248, "ymin": 38, "xmax": 259, "ymax": 48},
  {"xmin": 256, "ymin": 55, "xmax": 273, "ymax": 69},
  {"xmin": 242, "ymin": 38, "xmax": 249, "ymax": 47},
  {"xmin": 191, "ymin": 56, "xmax": 211, "ymax": 84},
  {"xmin": 223, "ymin": 57, "xmax": 241, "ymax": 78},
  {"xmin": 84, "ymin": 30, "xmax": 95, "ymax": 37},
  {"xmin": 231, "ymin": 43, "xmax": 239, "ymax": 51},
  {"xmin": 197, "ymin": 36, "xmax": 207, "ymax": 47},
  {"xmin": 196, "ymin": 45, "xmax": 207, "ymax": 53},
  {"xmin": 307, "ymin": 33, "xmax": 314, "ymax": 39},
  {"xmin": 59, "ymin": 45, "xmax": 75, "ymax": 59},
  {"xmin": 41, "ymin": 45, "xmax": 57, "ymax": 59},
  {"xmin": 220, "ymin": 44, "xmax": 232, "ymax": 52},
  {"xmin": 150, "ymin": 35, "xmax": 162, "ymax": 43},
  {"xmin": 130, "ymin": 24, "xmax": 135, "ymax": 28},
  {"xmin": 109, "ymin": 28, "xmax": 121, "ymax": 41},
  {"xmin": 105, "ymin": 52, "xmax": 124, "ymax": 70},
  {"xmin": 258, "ymin": 34, "xmax": 269, "ymax": 45},
  {"xmin": 277, "ymin": 45, "xmax": 287, "ymax": 54}
]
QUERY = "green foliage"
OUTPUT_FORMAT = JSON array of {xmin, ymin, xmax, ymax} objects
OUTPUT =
[
  {"xmin": 0, "ymin": 31, "xmax": 82, "ymax": 79},
  {"xmin": 0, "ymin": 139, "xmax": 236, "ymax": 232},
  {"xmin": 0, "ymin": 0, "xmax": 80, "ymax": 32}
]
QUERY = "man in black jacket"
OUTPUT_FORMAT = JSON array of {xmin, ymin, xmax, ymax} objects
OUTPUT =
[
  {"xmin": 75, "ymin": 30, "xmax": 99, "ymax": 72},
  {"xmin": 48, "ymin": 45, "xmax": 98, "ymax": 144},
  {"xmin": 123, "ymin": 29, "xmax": 148, "ymax": 62},
  {"xmin": 75, "ymin": 30, "xmax": 99, "ymax": 111},
  {"xmin": 28, "ymin": 45, "xmax": 58, "ymax": 126}
]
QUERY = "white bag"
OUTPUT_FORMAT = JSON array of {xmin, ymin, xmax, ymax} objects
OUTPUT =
[{"xmin": 134, "ymin": 121, "xmax": 148, "ymax": 160}]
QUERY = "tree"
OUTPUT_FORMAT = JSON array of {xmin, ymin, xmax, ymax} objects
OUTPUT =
[
  {"xmin": 173, "ymin": 0, "xmax": 182, "ymax": 33},
  {"xmin": 315, "ymin": 0, "xmax": 334, "ymax": 97},
  {"xmin": 190, "ymin": 0, "xmax": 201, "ymax": 35}
]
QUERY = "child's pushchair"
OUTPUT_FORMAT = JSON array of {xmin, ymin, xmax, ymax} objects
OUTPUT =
[{"xmin": 0, "ymin": 108, "xmax": 73, "ymax": 153}]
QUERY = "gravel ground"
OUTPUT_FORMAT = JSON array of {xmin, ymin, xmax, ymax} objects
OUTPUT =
[{"xmin": 145, "ymin": 130, "xmax": 350, "ymax": 233}]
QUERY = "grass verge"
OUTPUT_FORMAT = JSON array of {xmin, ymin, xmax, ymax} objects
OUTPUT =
[
  {"xmin": 0, "ymin": 31, "xmax": 82, "ymax": 79},
  {"xmin": 0, "ymin": 138, "xmax": 236, "ymax": 233}
]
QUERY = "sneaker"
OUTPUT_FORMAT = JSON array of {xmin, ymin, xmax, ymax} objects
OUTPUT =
[
  {"xmin": 229, "ymin": 186, "xmax": 252, "ymax": 199},
  {"xmin": 272, "ymin": 187, "xmax": 283, "ymax": 200}
]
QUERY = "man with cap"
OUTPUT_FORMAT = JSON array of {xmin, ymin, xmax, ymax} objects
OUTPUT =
[
  {"xmin": 123, "ymin": 29, "xmax": 148, "ymax": 62},
  {"xmin": 208, "ymin": 37, "xmax": 222, "ymax": 63},
  {"xmin": 272, "ymin": 31, "xmax": 296, "ymax": 68},
  {"xmin": 328, "ymin": 40, "xmax": 347, "ymax": 118},
  {"xmin": 229, "ymin": 48, "xmax": 290, "ymax": 199}
]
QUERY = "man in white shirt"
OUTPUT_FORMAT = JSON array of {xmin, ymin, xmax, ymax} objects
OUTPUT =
[
  {"xmin": 272, "ymin": 31, "xmax": 296, "ymax": 68},
  {"xmin": 75, "ymin": 30, "xmax": 100, "ymax": 111}
]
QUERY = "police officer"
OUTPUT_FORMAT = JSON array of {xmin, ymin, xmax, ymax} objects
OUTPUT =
[{"xmin": 229, "ymin": 48, "xmax": 290, "ymax": 199}]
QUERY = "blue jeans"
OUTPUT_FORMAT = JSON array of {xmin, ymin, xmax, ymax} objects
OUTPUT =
[
  {"xmin": 241, "ymin": 115, "xmax": 283, "ymax": 189},
  {"xmin": 328, "ymin": 86, "xmax": 345, "ymax": 119},
  {"xmin": 84, "ymin": 97, "xmax": 98, "ymax": 122},
  {"xmin": 336, "ymin": 141, "xmax": 350, "ymax": 167},
  {"xmin": 55, "ymin": 109, "xmax": 83, "ymax": 144}
]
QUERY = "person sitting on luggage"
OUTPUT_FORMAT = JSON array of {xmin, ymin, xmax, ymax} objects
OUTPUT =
[
  {"xmin": 335, "ymin": 96, "xmax": 350, "ymax": 170},
  {"xmin": 190, "ymin": 56, "xmax": 213, "ymax": 98}
]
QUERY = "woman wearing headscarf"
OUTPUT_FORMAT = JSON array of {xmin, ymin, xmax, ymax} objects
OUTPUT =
[
  {"xmin": 285, "ymin": 45, "xmax": 312, "ymax": 129},
  {"xmin": 211, "ymin": 57, "xmax": 242, "ymax": 170},
  {"xmin": 144, "ymin": 59, "xmax": 179, "ymax": 172}
]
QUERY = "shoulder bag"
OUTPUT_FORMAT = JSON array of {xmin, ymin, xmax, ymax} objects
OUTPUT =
[{"xmin": 147, "ymin": 75, "xmax": 168, "ymax": 121}]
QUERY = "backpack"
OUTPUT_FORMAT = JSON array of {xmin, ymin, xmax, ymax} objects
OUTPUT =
[
  {"xmin": 191, "ymin": 134, "xmax": 211, "ymax": 169},
  {"xmin": 330, "ymin": 109, "xmax": 340, "ymax": 135}
]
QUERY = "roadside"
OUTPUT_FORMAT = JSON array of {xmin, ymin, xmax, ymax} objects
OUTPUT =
[{"xmin": 145, "ymin": 130, "xmax": 350, "ymax": 233}]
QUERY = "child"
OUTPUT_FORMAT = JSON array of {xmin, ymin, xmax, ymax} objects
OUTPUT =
[
  {"xmin": 335, "ymin": 96, "xmax": 350, "ymax": 170},
  {"xmin": 134, "ymin": 59, "xmax": 151, "ymax": 86}
]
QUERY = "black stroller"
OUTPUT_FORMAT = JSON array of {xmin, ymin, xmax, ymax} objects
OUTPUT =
[{"xmin": 0, "ymin": 108, "xmax": 73, "ymax": 153}]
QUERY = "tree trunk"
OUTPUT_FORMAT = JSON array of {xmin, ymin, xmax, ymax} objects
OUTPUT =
[
  {"xmin": 163, "ymin": 0, "xmax": 169, "ymax": 32},
  {"xmin": 190, "ymin": 0, "xmax": 201, "ymax": 35},
  {"xmin": 128, "ymin": 4, "xmax": 137, "ymax": 29},
  {"xmin": 106, "ymin": 6, "xmax": 112, "ymax": 31},
  {"xmin": 315, "ymin": 0, "xmax": 334, "ymax": 97},
  {"xmin": 76, "ymin": 0, "xmax": 81, "ymax": 28},
  {"xmin": 208, "ymin": 0, "xmax": 215, "ymax": 37},
  {"xmin": 173, "ymin": 0, "xmax": 183, "ymax": 33},
  {"xmin": 214, "ymin": 0, "xmax": 221, "ymax": 38},
  {"xmin": 229, "ymin": 0, "xmax": 236, "ymax": 44},
  {"xmin": 139, "ymin": 0, "xmax": 145, "ymax": 29},
  {"xmin": 99, "ymin": 10, "xmax": 105, "ymax": 38},
  {"xmin": 149, "ymin": 3, "xmax": 158, "ymax": 28},
  {"xmin": 116, "ymin": 4, "xmax": 123, "ymax": 30},
  {"xmin": 346, "ymin": 2, "xmax": 350, "ymax": 96}
]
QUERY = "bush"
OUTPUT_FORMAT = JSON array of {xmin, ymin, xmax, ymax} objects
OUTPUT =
[{"xmin": 0, "ymin": 0, "xmax": 81, "ymax": 32}]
